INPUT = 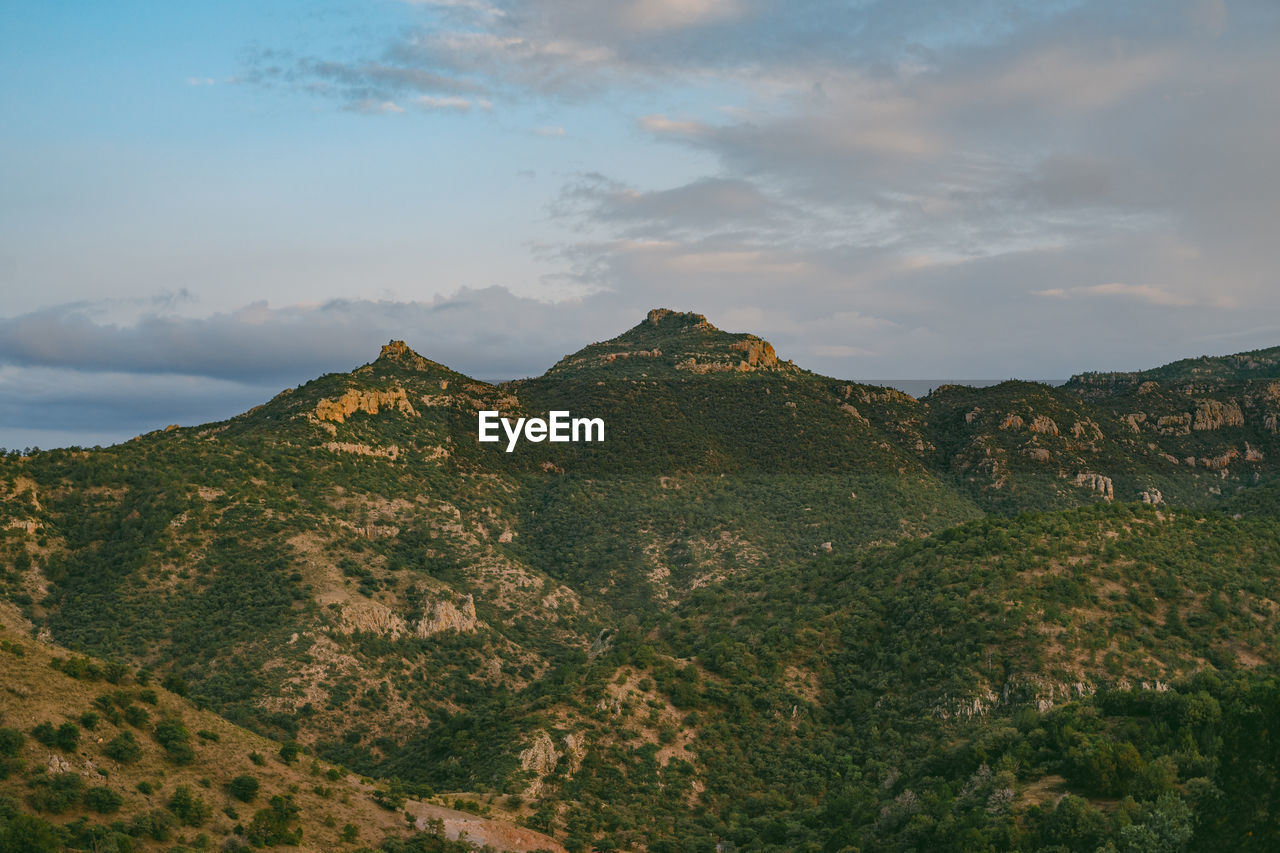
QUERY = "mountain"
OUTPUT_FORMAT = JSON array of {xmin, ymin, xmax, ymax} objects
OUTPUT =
[{"xmin": 3, "ymin": 310, "xmax": 1280, "ymax": 851}]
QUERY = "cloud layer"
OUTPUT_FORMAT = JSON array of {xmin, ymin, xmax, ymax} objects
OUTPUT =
[{"xmin": 3, "ymin": 0, "xmax": 1279, "ymax": 447}]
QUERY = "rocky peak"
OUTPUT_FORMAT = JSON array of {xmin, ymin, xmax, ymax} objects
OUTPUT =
[
  {"xmin": 646, "ymin": 308, "xmax": 711, "ymax": 329},
  {"xmin": 543, "ymin": 309, "xmax": 801, "ymax": 377}
]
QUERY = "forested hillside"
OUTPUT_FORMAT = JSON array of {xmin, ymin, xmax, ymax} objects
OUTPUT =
[{"xmin": 3, "ymin": 309, "xmax": 1280, "ymax": 851}]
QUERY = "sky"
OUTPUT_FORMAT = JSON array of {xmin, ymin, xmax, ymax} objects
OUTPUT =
[{"xmin": 1, "ymin": 0, "xmax": 1278, "ymax": 449}]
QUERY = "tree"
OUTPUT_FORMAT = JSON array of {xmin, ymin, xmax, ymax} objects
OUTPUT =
[{"xmin": 229, "ymin": 774, "xmax": 260, "ymax": 803}]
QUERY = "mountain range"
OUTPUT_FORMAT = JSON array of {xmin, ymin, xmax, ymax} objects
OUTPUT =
[{"xmin": 3, "ymin": 309, "xmax": 1280, "ymax": 851}]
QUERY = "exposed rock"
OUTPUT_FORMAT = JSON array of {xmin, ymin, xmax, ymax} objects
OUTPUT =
[
  {"xmin": 1000, "ymin": 414, "xmax": 1024, "ymax": 430},
  {"xmin": 1139, "ymin": 488, "xmax": 1164, "ymax": 505},
  {"xmin": 1157, "ymin": 413, "xmax": 1192, "ymax": 435},
  {"xmin": 520, "ymin": 730, "xmax": 561, "ymax": 796},
  {"xmin": 1024, "ymin": 447, "xmax": 1051, "ymax": 462},
  {"xmin": 731, "ymin": 338, "xmax": 780, "ymax": 369},
  {"xmin": 601, "ymin": 349, "xmax": 662, "ymax": 364},
  {"xmin": 588, "ymin": 628, "xmax": 614, "ymax": 660},
  {"xmin": 838, "ymin": 403, "xmax": 869, "ymax": 424},
  {"xmin": 1122, "ymin": 413, "xmax": 1147, "ymax": 433},
  {"xmin": 1202, "ymin": 449, "xmax": 1241, "ymax": 471},
  {"xmin": 1070, "ymin": 419, "xmax": 1103, "ymax": 441},
  {"xmin": 313, "ymin": 387, "xmax": 418, "ymax": 424},
  {"xmin": 1138, "ymin": 381, "xmax": 1160, "ymax": 394},
  {"xmin": 1073, "ymin": 472, "xmax": 1114, "ymax": 500},
  {"xmin": 965, "ymin": 408, "xmax": 982, "ymax": 424},
  {"xmin": 1245, "ymin": 443, "xmax": 1265, "ymax": 462},
  {"xmin": 1029, "ymin": 415, "xmax": 1060, "ymax": 436},
  {"xmin": 417, "ymin": 595, "xmax": 478, "ymax": 637},
  {"xmin": 1266, "ymin": 413, "xmax": 1279, "ymax": 434},
  {"xmin": 322, "ymin": 442, "xmax": 400, "ymax": 461},
  {"xmin": 47, "ymin": 754, "xmax": 73, "ymax": 775},
  {"xmin": 562, "ymin": 732, "xmax": 587, "ymax": 774},
  {"xmin": 1193, "ymin": 399, "xmax": 1245, "ymax": 431},
  {"xmin": 341, "ymin": 594, "xmax": 478, "ymax": 639},
  {"xmin": 648, "ymin": 308, "xmax": 709, "ymax": 329}
]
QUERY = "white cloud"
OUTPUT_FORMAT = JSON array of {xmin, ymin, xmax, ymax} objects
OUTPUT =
[
  {"xmin": 414, "ymin": 95, "xmax": 490, "ymax": 111},
  {"xmin": 345, "ymin": 99, "xmax": 406, "ymax": 114},
  {"xmin": 1032, "ymin": 283, "xmax": 1194, "ymax": 307}
]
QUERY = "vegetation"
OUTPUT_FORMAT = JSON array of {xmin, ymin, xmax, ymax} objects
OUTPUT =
[{"xmin": 2, "ymin": 312, "xmax": 1280, "ymax": 849}]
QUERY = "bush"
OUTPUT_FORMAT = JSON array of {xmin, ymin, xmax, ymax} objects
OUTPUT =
[
  {"xmin": 168, "ymin": 785, "xmax": 211, "ymax": 826},
  {"xmin": 0, "ymin": 728, "xmax": 22, "ymax": 757},
  {"xmin": 30, "ymin": 723, "xmax": 57, "ymax": 748},
  {"xmin": 246, "ymin": 795, "xmax": 302, "ymax": 846},
  {"xmin": 153, "ymin": 719, "xmax": 194, "ymax": 765},
  {"xmin": 228, "ymin": 775, "xmax": 260, "ymax": 803},
  {"xmin": 53, "ymin": 723, "xmax": 79, "ymax": 752},
  {"xmin": 26, "ymin": 772, "xmax": 85, "ymax": 814},
  {"xmin": 123, "ymin": 705, "xmax": 149, "ymax": 728},
  {"xmin": 84, "ymin": 786, "xmax": 124, "ymax": 814},
  {"xmin": 104, "ymin": 732, "xmax": 142, "ymax": 764},
  {"xmin": 278, "ymin": 742, "xmax": 300, "ymax": 764}
]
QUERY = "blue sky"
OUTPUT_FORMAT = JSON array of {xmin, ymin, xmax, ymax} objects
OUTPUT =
[{"xmin": 2, "ymin": 0, "xmax": 1278, "ymax": 448}]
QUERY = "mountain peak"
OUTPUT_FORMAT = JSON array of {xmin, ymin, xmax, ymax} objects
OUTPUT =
[
  {"xmin": 378, "ymin": 339, "xmax": 415, "ymax": 360},
  {"xmin": 544, "ymin": 309, "xmax": 800, "ymax": 378},
  {"xmin": 367, "ymin": 339, "xmax": 450, "ymax": 375},
  {"xmin": 645, "ymin": 308, "xmax": 712, "ymax": 329}
]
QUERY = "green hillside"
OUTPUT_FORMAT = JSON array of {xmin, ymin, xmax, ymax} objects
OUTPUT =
[{"xmin": 3, "ymin": 310, "xmax": 1280, "ymax": 851}]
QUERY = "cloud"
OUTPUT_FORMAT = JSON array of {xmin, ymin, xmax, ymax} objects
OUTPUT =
[
  {"xmin": 346, "ymin": 99, "xmax": 406, "ymax": 114},
  {"xmin": 1033, "ymin": 283, "xmax": 1195, "ymax": 307},
  {"xmin": 414, "ymin": 95, "xmax": 491, "ymax": 111}
]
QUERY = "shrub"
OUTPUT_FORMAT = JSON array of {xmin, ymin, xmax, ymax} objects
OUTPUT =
[
  {"xmin": 228, "ymin": 775, "xmax": 260, "ymax": 803},
  {"xmin": 30, "ymin": 723, "xmax": 57, "ymax": 748},
  {"xmin": 0, "ymin": 728, "xmax": 23, "ymax": 757},
  {"xmin": 53, "ymin": 723, "xmax": 79, "ymax": 751},
  {"xmin": 84, "ymin": 786, "xmax": 124, "ymax": 814},
  {"xmin": 103, "ymin": 732, "xmax": 142, "ymax": 764},
  {"xmin": 26, "ymin": 772, "xmax": 85, "ymax": 814},
  {"xmin": 168, "ymin": 785, "xmax": 211, "ymax": 826},
  {"xmin": 246, "ymin": 795, "xmax": 302, "ymax": 846},
  {"xmin": 153, "ymin": 719, "xmax": 194, "ymax": 765}
]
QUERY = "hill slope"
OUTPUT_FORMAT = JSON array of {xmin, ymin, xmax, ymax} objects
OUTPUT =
[{"xmin": 2, "ymin": 310, "xmax": 1280, "ymax": 850}]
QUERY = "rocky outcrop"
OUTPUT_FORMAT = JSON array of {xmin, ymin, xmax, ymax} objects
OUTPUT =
[
  {"xmin": 1193, "ymin": 399, "xmax": 1245, "ymax": 431},
  {"xmin": 1070, "ymin": 419, "xmax": 1103, "ymax": 441},
  {"xmin": 1139, "ymin": 488, "xmax": 1164, "ymax": 505},
  {"xmin": 313, "ymin": 387, "xmax": 417, "ymax": 424},
  {"xmin": 1023, "ymin": 447, "xmax": 1051, "ymax": 462},
  {"xmin": 1122, "ymin": 413, "xmax": 1147, "ymax": 433},
  {"xmin": 1073, "ymin": 472, "xmax": 1114, "ymax": 500},
  {"xmin": 417, "ymin": 595, "xmax": 478, "ymax": 637},
  {"xmin": 1000, "ymin": 414, "xmax": 1024, "ymax": 430},
  {"xmin": 520, "ymin": 730, "xmax": 561, "ymax": 796},
  {"xmin": 1156, "ymin": 413, "xmax": 1192, "ymax": 435},
  {"xmin": 322, "ymin": 442, "xmax": 400, "ymax": 460},
  {"xmin": 340, "ymin": 594, "xmax": 478, "ymax": 639},
  {"xmin": 731, "ymin": 338, "xmax": 780, "ymax": 368},
  {"xmin": 1029, "ymin": 415, "xmax": 1060, "ymax": 436},
  {"xmin": 648, "ymin": 308, "xmax": 710, "ymax": 329},
  {"xmin": 838, "ymin": 403, "xmax": 869, "ymax": 424}
]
